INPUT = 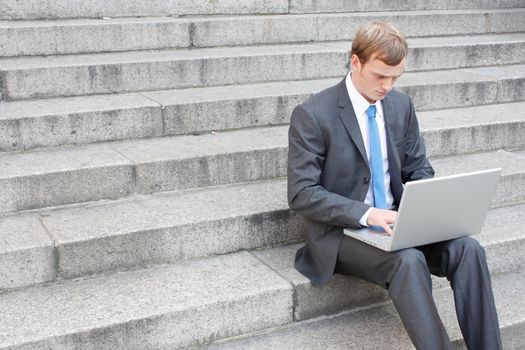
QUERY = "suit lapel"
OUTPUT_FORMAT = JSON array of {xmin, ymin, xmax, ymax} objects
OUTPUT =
[{"xmin": 336, "ymin": 79, "xmax": 369, "ymax": 166}]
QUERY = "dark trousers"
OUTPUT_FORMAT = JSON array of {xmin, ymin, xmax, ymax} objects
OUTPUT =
[{"xmin": 335, "ymin": 236, "xmax": 502, "ymax": 350}]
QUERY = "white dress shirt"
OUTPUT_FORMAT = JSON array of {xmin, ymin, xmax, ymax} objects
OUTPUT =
[{"xmin": 345, "ymin": 73, "xmax": 395, "ymax": 225}]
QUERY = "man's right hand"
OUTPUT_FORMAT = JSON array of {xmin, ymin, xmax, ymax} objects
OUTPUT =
[{"xmin": 367, "ymin": 208, "xmax": 398, "ymax": 235}]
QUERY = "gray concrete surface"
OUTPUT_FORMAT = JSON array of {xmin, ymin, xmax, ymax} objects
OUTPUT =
[
  {"xmin": 1, "ymin": 34, "xmax": 524, "ymax": 100},
  {"xmin": 289, "ymin": 0, "xmax": 525, "ymax": 13},
  {"xmin": 0, "ymin": 145, "xmax": 133, "ymax": 213},
  {"xmin": 0, "ymin": 43, "xmax": 346, "ymax": 100},
  {"xmin": 143, "ymin": 79, "xmax": 332, "ymax": 136},
  {"xmin": 461, "ymin": 64, "xmax": 525, "ymax": 103},
  {"xmin": 1, "ymin": 64, "xmax": 524, "ymax": 151},
  {"xmin": 0, "ymin": 214, "xmax": 55, "ymax": 290},
  {"xmin": 0, "ymin": 116, "xmax": 523, "ymax": 214},
  {"xmin": 193, "ymin": 9, "xmax": 525, "ymax": 47},
  {"xmin": 0, "ymin": 0, "xmax": 288, "ymax": 19},
  {"xmin": 0, "ymin": 2, "xmax": 523, "ymax": 348},
  {"xmin": 0, "ymin": 252, "xmax": 293, "ymax": 349},
  {"xmin": 419, "ymin": 102, "xmax": 525, "ymax": 157},
  {"xmin": 16, "ymin": 171, "xmax": 525, "ymax": 284},
  {"xmin": 0, "ymin": 93, "xmax": 162, "ymax": 151},
  {"xmin": 431, "ymin": 150, "xmax": 525, "ymax": 206},
  {"xmin": 3, "ymin": 0, "xmax": 522, "ymax": 20},
  {"xmin": 39, "ymin": 179, "xmax": 304, "ymax": 279},
  {"xmin": 253, "ymin": 244, "xmax": 389, "ymax": 321},
  {"xmin": 396, "ymin": 69, "xmax": 500, "ymax": 111},
  {"xmin": 2, "ymin": 9, "xmax": 524, "ymax": 56},
  {"xmin": 205, "ymin": 270, "xmax": 525, "ymax": 349},
  {"xmin": 0, "ymin": 17, "xmax": 190, "ymax": 57},
  {"xmin": 253, "ymin": 203, "xmax": 525, "ymax": 322},
  {"xmin": 111, "ymin": 126, "xmax": 289, "ymax": 194}
]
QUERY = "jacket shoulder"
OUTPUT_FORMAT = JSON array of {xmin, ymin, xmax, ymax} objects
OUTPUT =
[{"xmin": 299, "ymin": 83, "xmax": 339, "ymax": 118}]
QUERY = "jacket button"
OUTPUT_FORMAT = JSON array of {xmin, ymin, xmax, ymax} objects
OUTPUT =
[{"xmin": 364, "ymin": 177, "xmax": 370, "ymax": 184}]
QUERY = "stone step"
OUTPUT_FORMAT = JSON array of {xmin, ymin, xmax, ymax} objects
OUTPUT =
[
  {"xmin": 0, "ymin": 93, "xmax": 163, "ymax": 152},
  {"xmin": 0, "ymin": 112, "xmax": 524, "ymax": 214},
  {"xmin": 1, "ymin": 0, "xmax": 522, "ymax": 20},
  {"xmin": 13, "ymin": 179, "xmax": 301, "ymax": 285},
  {"xmin": 1, "ymin": 246, "xmax": 524, "ymax": 350},
  {"xmin": 1, "ymin": 65, "xmax": 523, "ymax": 151},
  {"xmin": 0, "ymin": 0, "xmax": 289, "ymax": 20},
  {"xmin": 0, "ymin": 213, "xmax": 56, "ymax": 290},
  {"xmin": 1, "ymin": 33, "xmax": 524, "ymax": 101},
  {"xmin": 460, "ymin": 64, "xmax": 525, "ymax": 103},
  {"xmin": 419, "ymin": 102, "xmax": 525, "ymax": 157},
  {"xmin": 288, "ymin": 0, "xmax": 525, "ymax": 14},
  {"xmin": 2, "ymin": 150, "xmax": 524, "ymax": 289},
  {"xmin": 398, "ymin": 63, "xmax": 525, "ymax": 110},
  {"xmin": 2, "ymin": 9, "xmax": 524, "ymax": 56},
  {"xmin": 253, "ymin": 203, "xmax": 525, "ymax": 322},
  {"xmin": 0, "ymin": 144, "xmax": 134, "ymax": 213},
  {"xmin": 0, "ymin": 251, "xmax": 293, "ymax": 349},
  {"xmin": 430, "ymin": 151, "xmax": 525, "ymax": 206},
  {"xmin": 191, "ymin": 9, "xmax": 525, "ymax": 48},
  {"xmin": 0, "ymin": 17, "xmax": 191, "ymax": 57},
  {"xmin": 204, "ymin": 270, "xmax": 525, "ymax": 349}
]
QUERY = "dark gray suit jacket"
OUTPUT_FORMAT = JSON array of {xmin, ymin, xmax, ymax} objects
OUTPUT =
[{"xmin": 288, "ymin": 78, "xmax": 434, "ymax": 285}]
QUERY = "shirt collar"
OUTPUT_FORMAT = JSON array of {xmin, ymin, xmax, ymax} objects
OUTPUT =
[{"xmin": 345, "ymin": 72, "xmax": 383, "ymax": 119}]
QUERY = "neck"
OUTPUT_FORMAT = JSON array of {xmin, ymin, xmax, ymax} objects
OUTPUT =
[{"xmin": 350, "ymin": 72, "xmax": 375, "ymax": 104}]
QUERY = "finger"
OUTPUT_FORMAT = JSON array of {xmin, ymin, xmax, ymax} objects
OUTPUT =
[{"xmin": 382, "ymin": 223, "xmax": 393, "ymax": 236}]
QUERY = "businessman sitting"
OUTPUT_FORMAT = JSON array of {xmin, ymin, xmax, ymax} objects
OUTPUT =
[{"xmin": 287, "ymin": 21, "xmax": 502, "ymax": 349}]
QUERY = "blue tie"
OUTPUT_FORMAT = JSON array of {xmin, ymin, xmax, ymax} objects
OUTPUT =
[{"xmin": 367, "ymin": 105, "xmax": 387, "ymax": 209}]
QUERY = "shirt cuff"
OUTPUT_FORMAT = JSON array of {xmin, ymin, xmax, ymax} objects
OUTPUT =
[{"xmin": 359, "ymin": 207, "xmax": 374, "ymax": 226}]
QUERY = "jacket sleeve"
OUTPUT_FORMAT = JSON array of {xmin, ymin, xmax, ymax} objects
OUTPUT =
[
  {"xmin": 287, "ymin": 104, "xmax": 370, "ymax": 228},
  {"xmin": 401, "ymin": 97, "xmax": 435, "ymax": 182}
]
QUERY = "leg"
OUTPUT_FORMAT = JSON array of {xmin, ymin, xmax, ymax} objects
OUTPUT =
[
  {"xmin": 336, "ymin": 236, "xmax": 452, "ymax": 349},
  {"xmin": 419, "ymin": 237, "xmax": 502, "ymax": 350}
]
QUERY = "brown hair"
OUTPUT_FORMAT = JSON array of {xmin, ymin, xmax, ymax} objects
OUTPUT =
[{"xmin": 351, "ymin": 21, "xmax": 408, "ymax": 66}]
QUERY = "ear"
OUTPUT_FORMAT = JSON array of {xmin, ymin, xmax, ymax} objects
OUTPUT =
[{"xmin": 350, "ymin": 54, "xmax": 361, "ymax": 72}]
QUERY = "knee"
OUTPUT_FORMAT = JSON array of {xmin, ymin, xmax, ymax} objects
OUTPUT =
[
  {"xmin": 450, "ymin": 237, "xmax": 486, "ymax": 259},
  {"xmin": 446, "ymin": 237, "xmax": 491, "ymax": 284},
  {"xmin": 388, "ymin": 249, "xmax": 430, "ymax": 296},
  {"xmin": 393, "ymin": 249, "xmax": 428, "ymax": 273}
]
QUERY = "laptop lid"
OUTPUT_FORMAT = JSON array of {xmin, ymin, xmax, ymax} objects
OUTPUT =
[{"xmin": 387, "ymin": 168, "xmax": 501, "ymax": 251}]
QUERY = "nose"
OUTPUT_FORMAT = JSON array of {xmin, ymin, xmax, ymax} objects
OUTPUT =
[{"xmin": 382, "ymin": 78, "xmax": 394, "ymax": 91}]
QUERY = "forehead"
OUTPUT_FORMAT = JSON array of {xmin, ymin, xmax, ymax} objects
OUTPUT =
[{"xmin": 364, "ymin": 58, "xmax": 406, "ymax": 77}]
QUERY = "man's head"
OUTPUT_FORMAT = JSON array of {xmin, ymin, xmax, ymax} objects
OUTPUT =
[{"xmin": 350, "ymin": 21, "xmax": 408, "ymax": 103}]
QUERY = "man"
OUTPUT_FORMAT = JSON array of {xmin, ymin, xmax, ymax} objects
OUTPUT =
[{"xmin": 288, "ymin": 21, "xmax": 502, "ymax": 349}]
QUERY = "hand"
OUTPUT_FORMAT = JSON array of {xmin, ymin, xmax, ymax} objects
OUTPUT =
[{"xmin": 367, "ymin": 208, "xmax": 397, "ymax": 235}]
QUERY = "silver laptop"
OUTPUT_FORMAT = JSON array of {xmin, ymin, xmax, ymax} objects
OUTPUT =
[{"xmin": 343, "ymin": 168, "xmax": 501, "ymax": 251}]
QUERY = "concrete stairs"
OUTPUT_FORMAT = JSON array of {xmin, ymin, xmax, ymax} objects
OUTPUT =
[
  {"xmin": 1, "ymin": 1, "xmax": 524, "ymax": 349},
  {"xmin": 202, "ymin": 271, "xmax": 525, "ymax": 350},
  {"xmin": 2, "ymin": 10, "xmax": 525, "ymax": 57},
  {"xmin": 1, "ymin": 34, "xmax": 525, "ymax": 101}
]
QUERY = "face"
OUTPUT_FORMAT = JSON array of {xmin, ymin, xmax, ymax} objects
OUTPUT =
[{"xmin": 350, "ymin": 54, "xmax": 406, "ymax": 103}]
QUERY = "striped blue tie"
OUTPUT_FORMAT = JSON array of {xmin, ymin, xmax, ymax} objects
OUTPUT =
[{"xmin": 367, "ymin": 105, "xmax": 387, "ymax": 209}]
